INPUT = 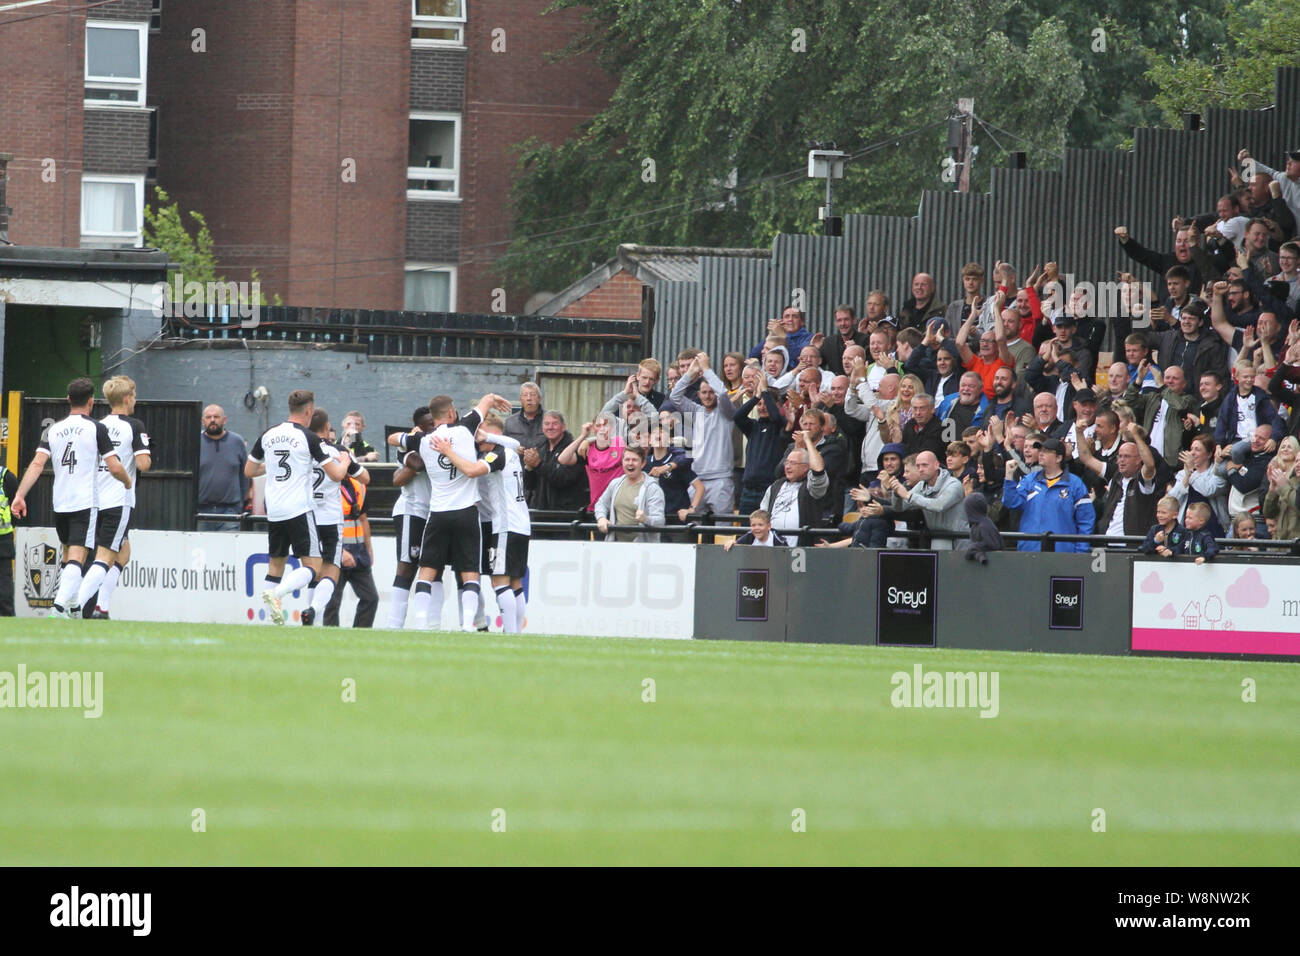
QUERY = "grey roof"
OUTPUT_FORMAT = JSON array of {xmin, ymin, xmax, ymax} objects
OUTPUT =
[
  {"xmin": 0, "ymin": 245, "xmax": 171, "ymax": 282},
  {"xmin": 530, "ymin": 243, "xmax": 769, "ymax": 316}
]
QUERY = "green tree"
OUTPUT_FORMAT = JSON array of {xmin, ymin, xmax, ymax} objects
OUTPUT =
[
  {"xmin": 1010, "ymin": 0, "xmax": 1229, "ymax": 150},
  {"xmin": 143, "ymin": 187, "xmax": 273, "ymax": 305},
  {"xmin": 1142, "ymin": 0, "xmax": 1300, "ymax": 122},
  {"xmin": 505, "ymin": 0, "xmax": 1086, "ymax": 294}
]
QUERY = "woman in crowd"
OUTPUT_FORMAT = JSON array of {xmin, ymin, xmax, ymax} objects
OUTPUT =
[
  {"xmin": 1262, "ymin": 436, "xmax": 1300, "ymax": 541},
  {"xmin": 1170, "ymin": 433, "xmax": 1229, "ymax": 537},
  {"xmin": 557, "ymin": 413, "xmax": 626, "ymax": 509}
]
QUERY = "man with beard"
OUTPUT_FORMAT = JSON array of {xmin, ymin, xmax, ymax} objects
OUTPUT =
[
  {"xmin": 936, "ymin": 371, "xmax": 990, "ymax": 433},
  {"xmin": 1156, "ymin": 299, "xmax": 1230, "ymax": 388},
  {"xmin": 819, "ymin": 305, "xmax": 870, "ymax": 375},
  {"xmin": 989, "ymin": 366, "xmax": 1033, "ymax": 421},
  {"xmin": 1114, "ymin": 223, "xmax": 1213, "ymax": 301},
  {"xmin": 198, "ymin": 404, "xmax": 250, "ymax": 531}
]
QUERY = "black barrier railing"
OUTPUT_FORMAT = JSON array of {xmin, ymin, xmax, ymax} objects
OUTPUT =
[{"xmin": 194, "ymin": 510, "xmax": 1300, "ymax": 554}]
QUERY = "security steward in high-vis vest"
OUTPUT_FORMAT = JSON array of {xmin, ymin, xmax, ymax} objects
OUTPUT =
[
  {"xmin": 0, "ymin": 464, "xmax": 20, "ymax": 617},
  {"xmin": 324, "ymin": 473, "xmax": 377, "ymax": 627}
]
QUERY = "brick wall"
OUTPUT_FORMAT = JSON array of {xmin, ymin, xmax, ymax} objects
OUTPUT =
[
  {"xmin": 411, "ymin": 49, "xmax": 466, "ymax": 112},
  {"xmin": 83, "ymin": 110, "xmax": 151, "ymax": 176},
  {"xmin": 406, "ymin": 201, "xmax": 462, "ymax": 264},
  {"xmin": 557, "ymin": 269, "xmax": 645, "ymax": 320},
  {"xmin": 458, "ymin": 2, "xmax": 617, "ymax": 314},
  {"xmin": 151, "ymin": 0, "xmax": 409, "ymax": 309},
  {"xmin": 0, "ymin": 13, "xmax": 85, "ymax": 245},
  {"xmin": 93, "ymin": 0, "xmax": 152, "ymax": 20}
]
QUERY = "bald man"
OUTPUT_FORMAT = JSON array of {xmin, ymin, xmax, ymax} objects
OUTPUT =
[
  {"xmin": 199, "ymin": 403, "xmax": 250, "ymax": 531},
  {"xmin": 898, "ymin": 272, "xmax": 946, "ymax": 331}
]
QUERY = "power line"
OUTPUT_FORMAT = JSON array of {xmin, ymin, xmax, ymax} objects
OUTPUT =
[
  {"xmin": 0, "ymin": 0, "xmax": 121, "ymax": 27},
  {"xmin": 971, "ymin": 113, "xmax": 1065, "ymax": 162}
]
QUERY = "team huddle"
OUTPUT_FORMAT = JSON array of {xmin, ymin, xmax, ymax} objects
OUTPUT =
[
  {"xmin": 384, "ymin": 391, "xmax": 530, "ymax": 633},
  {"xmin": 11, "ymin": 377, "xmax": 151, "ymax": 619},
  {"xmin": 15, "ymin": 380, "xmax": 530, "ymax": 632}
]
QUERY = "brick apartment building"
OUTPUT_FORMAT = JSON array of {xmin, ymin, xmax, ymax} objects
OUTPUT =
[
  {"xmin": 0, "ymin": 0, "xmax": 155, "ymax": 248},
  {"xmin": 151, "ymin": 0, "xmax": 616, "ymax": 314},
  {"xmin": 0, "ymin": 0, "xmax": 614, "ymax": 314}
]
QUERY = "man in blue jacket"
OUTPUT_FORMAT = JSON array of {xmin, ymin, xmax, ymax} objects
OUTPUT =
[{"xmin": 1001, "ymin": 437, "xmax": 1095, "ymax": 552}]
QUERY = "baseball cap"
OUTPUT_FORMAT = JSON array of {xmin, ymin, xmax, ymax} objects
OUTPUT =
[
  {"xmin": 1287, "ymin": 150, "xmax": 1300, "ymax": 163},
  {"xmin": 1074, "ymin": 388, "xmax": 1098, "ymax": 403},
  {"xmin": 1039, "ymin": 437, "xmax": 1066, "ymax": 455},
  {"xmin": 1051, "ymin": 312, "xmax": 1076, "ymax": 326},
  {"xmin": 877, "ymin": 314, "xmax": 898, "ymax": 327}
]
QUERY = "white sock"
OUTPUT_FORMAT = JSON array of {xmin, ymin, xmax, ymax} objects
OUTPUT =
[
  {"xmin": 55, "ymin": 562, "xmax": 83, "ymax": 611},
  {"xmin": 410, "ymin": 582, "xmax": 432, "ymax": 626},
  {"xmin": 310, "ymin": 577, "xmax": 336, "ymax": 615},
  {"xmin": 473, "ymin": 583, "xmax": 487, "ymax": 627},
  {"xmin": 460, "ymin": 584, "xmax": 479, "ymax": 629},
  {"xmin": 495, "ymin": 586, "xmax": 517, "ymax": 633},
  {"xmin": 96, "ymin": 564, "xmax": 123, "ymax": 612},
  {"xmin": 274, "ymin": 565, "xmax": 314, "ymax": 597},
  {"xmin": 427, "ymin": 580, "xmax": 444, "ymax": 628},
  {"xmin": 77, "ymin": 560, "xmax": 110, "ymax": 610},
  {"xmin": 387, "ymin": 580, "xmax": 412, "ymax": 629},
  {"xmin": 513, "ymin": 588, "xmax": 526, "ymax": 633}
]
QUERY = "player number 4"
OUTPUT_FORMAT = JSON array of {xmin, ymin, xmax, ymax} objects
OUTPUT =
[{"xmin": 61, "ymin": 446, "xmax": 77, "ymax": 473}]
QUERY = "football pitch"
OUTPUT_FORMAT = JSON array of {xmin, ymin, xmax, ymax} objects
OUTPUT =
[{"xmin": 2, "ymin": 619, "xmax": 1297, "ymax": 866}]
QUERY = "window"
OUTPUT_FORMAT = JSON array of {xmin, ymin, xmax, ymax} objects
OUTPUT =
[
  {"xmin": 150, "ymin": 0, "xmax": 162, "ymax": 32},
  {"xmin": 85, "ymin": 21, "xmax": 147, "ymax": 105},
  {"xmin": 146, "ymin": 108, "xmax": 159, "ymax": 181},
  {"xmin": 405, "ymin": 264, "xmax": 456, "ymax": 312},
  {"xmin": 412, "ymin": 0, "xmax": 465, "ymax": 46},
  {"xmin": 408, "ymin": 113, "xmax": 460, "ymax": 199},
  {"xmin": 81, "ymin": 175, "xmax": 144, "ymax": 247}
]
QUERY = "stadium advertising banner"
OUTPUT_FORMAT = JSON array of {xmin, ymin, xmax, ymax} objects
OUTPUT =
[
  {"xmin": 1131, "ymin": 561, "xmax": 1300, "ymax": 657},
  {"xmin": 525, "ymin": 541, "xmax": 694, "ymax": 639},
  {"xmin": 876, "ymin": 551, "xmax": 937, "ymax": 646},
  {"xmin": 1049, "ymin": 576, "xmax": 1085, "ymax": 630},
  {"xmin": 13, "ymin": 529, "xmax": 696, "ymax": 638}
]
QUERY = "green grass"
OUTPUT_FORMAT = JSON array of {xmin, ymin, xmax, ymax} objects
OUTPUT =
[{"xmin": 1, "ymin": 619, "xmax": 1296, "ymax": 865}]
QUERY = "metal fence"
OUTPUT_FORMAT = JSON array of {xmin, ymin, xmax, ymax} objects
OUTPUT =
[
  {"xmin": 20, "ymin": 397, "xmax": 201, "ymax": 532},
  {"xmin": 652, "ymin": 67, "xmax": 1300, "ymax": 367},
  {"xmin": 164, "ymin": 309, "xmax": 643, "ymax": 365}
]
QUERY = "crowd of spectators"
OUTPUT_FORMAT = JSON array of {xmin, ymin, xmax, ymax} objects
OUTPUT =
[{"xmin": 508, "ymin": 147, "xmax": 1300, "ymax": 554}]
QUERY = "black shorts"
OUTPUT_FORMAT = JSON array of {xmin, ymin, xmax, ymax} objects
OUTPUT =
[
  {"xmin": 418, "ymin": 506, "xmax": 481, "ymax": 573},
  {"xmin": 317, "ymin": 522, "xmax": 343, "ymax": 567},
  {"xmin": 55, "ymin": 509, "xmax": 95, "ymax": 550},
  {"xmin": 268, "ymin": 512, "xmax": 321, "ymax": 559},
  {"xmin": 483, "ymin": 528, "xmax": 529, "ymax": 578},
  {"xmin": 93, "ymin": 506, "xmax": 132, "ymax": 552},
  {"xmin": 395, "ymin": 514, "xmax": 427, "ymax": 565}
]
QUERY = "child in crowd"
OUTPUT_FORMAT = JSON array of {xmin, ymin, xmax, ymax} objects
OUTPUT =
[
  {"xmin": 1140, "ymin": 495, "xmax": 1187, "ymax": 557},
  {"xmin": 1181, "ymin": 501, "xmax": 1219, "ymax": 564},
  {"xmin": 724, "ymin": 509, "xmax": 788, "ymax": 550}
]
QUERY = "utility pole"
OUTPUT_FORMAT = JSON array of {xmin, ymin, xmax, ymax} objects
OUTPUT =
[{"xmin": 955, "ymin": 98, "xmax": 974, "ymax": 193}]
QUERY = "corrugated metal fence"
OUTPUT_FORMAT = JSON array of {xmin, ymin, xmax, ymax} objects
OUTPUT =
[
  {"xmin": 653, "ymin": 67, "xmax": 1300, "ymax": 366},
  {"xmin": 19, "ymin": 398, "xmax": 201, "ymax": 532}
]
